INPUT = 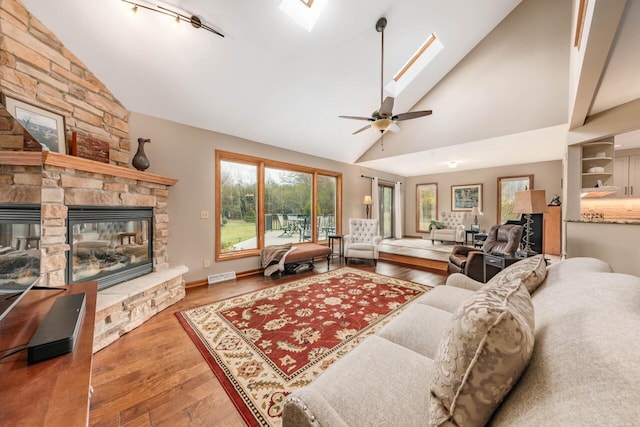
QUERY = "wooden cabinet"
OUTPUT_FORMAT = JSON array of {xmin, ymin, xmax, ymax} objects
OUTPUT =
[
  {"xmin": 581, "ymin": 140, "xmax": 615, "ymax": 192},
  {"xmin": 0, "ymin": 282, "xmax": 97, "ymax": 426},
  {"xmin": 613, "ymin": 154, "xmax": 640, "ymax": 197},
  {"xmin": 543, "ymin": 205, "xmax": 561, "ymax": 255}
]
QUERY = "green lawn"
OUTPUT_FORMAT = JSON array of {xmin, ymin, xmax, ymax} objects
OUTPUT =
[{"xmin": 221, "ymin": 219, "xmax": 256, "ymax": 250}]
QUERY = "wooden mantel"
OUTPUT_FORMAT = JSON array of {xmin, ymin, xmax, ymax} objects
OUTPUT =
[{"xmin": 0, "ymin": 152, "xmax": 178, "ymax": 186}]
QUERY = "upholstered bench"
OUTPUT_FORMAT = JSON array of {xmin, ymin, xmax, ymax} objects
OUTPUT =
[
  {"xmin": 261, "ymin": 243, "xmax": 332, "ymax": 276},
  {"xmin": 284, "ymin": 244, "xmax": 331, "ymax": 269}
]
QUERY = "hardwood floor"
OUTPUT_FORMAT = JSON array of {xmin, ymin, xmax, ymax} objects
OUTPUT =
[{"xmin": 89, "ymin": 261, "xmax": 446, "ymax": 426}]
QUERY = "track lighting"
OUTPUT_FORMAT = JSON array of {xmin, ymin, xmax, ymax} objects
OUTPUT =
[{"xmin": 121, "ymin": 0, "xmax": 224, "ymax": 38}]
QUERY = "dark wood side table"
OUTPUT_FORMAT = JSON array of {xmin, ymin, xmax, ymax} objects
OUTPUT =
[
  {"xmin": 483, "ymin": 253, "xmax": 520, "ymax": 282},
  {"xmin": 0, "ymin": 281, "xmax": 97, "ymax": 426},
  {"xmin": 474, "ymin": 233, "xmax": 488, "ymax": 248},
  {"xmin": 327, "ymin": 234, "xmax": 343, "ymax": 262},
  {"xmin": 465, "ymin": 230, "xmax": 479, "ymax": 245}
]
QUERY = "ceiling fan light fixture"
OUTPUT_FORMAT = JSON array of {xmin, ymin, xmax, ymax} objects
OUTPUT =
[{"xmin": 371, "ymin": 118, "xmax": 393, "ymax": 133}]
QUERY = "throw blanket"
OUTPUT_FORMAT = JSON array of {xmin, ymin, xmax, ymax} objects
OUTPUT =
[{"xmin": 261, "ymin": 244, "xmax": 297, "ymax": 276}]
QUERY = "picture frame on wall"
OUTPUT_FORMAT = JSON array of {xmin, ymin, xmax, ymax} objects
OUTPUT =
[
  {"xmin": 451, "ymin": 183, "xmax": 483, "ymax": 211},
  {"xmin": 1, "ymin": 94, "xmax": 66, "ymax": 153}
]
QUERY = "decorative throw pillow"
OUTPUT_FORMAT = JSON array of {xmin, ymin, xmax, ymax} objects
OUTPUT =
[
  {"xmin": 429, "ymin": 221, "xmax": 445, "ymax": 231},
  {"xmin": 428, "ymin": 278, "xmax": 535, "ymax": 427},
  {"xmin": 484, "ymin": 254, "xmax": 547, "ymax": 295}
]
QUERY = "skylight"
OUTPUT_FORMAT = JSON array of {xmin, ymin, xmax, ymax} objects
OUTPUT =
[
  {"xmin": 279, "ymin": 0, "xmax": 328, "ymax": 32},
  {"xmin": 385, "ymin": 33, "xmax": 444, "ymax": 96}
]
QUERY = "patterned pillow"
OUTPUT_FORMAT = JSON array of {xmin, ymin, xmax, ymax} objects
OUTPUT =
[
  {"xmin": 485, "ymin": 254, "xmax": 547, "ymax": 294},
  {"xmin": 428, "ymin": 278, "xmax": 535, "ymax": 427}
]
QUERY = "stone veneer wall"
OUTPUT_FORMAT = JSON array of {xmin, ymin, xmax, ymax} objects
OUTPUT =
[
  {"xmin": 40, "ymin": 163, "xmax": 171, "ymax": 286},
  {"xmin": 0, "ymin": 0, "xmax": 129, "ymax": 165},
  {"xmin": 0, "ymin": 162, "xmax": 41, "ymax": 204}
]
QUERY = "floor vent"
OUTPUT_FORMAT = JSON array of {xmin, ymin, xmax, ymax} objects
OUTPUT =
[{"xmin": 207, "ymin": 271, "xmax": 236, "ymax": 284}]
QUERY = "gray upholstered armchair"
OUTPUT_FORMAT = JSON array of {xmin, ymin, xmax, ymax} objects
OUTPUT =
[{"xmin": 343, "ymin": 218, "xmax": 382, "ymax": 265}]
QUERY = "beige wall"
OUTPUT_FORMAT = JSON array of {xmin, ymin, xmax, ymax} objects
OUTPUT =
[
  {"xmin": 405, "ymin": 160, "xmax": 563, "ymax": 237},
  {"xmin": 129, "ymin": 112, "xmax": 403, "ymax": 283}
]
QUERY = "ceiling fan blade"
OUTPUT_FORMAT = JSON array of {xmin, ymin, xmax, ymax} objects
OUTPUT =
[
  {"xmin": 379, "ymin": 96, "xmax": 395, "ymax": 117},
  {"xmin": 388, "ymin": 123, "xmax": 401, "ymax": 133},
  {"xmin": 392, "ymin": 110, "xmax": 433, "ymax": 121},
  {"xmin": 352, "ymin": 124, "xmax": 372, "ymax": 135},
  {"xmin": 339, "ymin": 115, "xmax": 375, "ymax": 122}
]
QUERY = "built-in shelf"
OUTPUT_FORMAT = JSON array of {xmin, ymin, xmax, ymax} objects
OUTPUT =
[
  {"xmin": 581, "ymin": 140, "xmax": 614, "ymax": 193},
  {"xmin": 0, "ymin": 152, "xmax": 178, "ymax": 186}
]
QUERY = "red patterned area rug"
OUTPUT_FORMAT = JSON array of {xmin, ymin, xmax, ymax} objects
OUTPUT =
[{"xmin": 176, "ymin": 267, "xmax": 430, "ymax": 426}]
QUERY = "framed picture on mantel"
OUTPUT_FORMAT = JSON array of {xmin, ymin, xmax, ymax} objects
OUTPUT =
[
  {"xmin": 451, "ymin": 183, "xmax": 483, "ymax": 212},
  {"xmin": 1, "ymin": 94, "xmax": 67, "ymax": 154}
]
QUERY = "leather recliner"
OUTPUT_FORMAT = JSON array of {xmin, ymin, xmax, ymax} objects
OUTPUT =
[{"xmin": 447, "ymin": 224, "xmax": 523, "ymax": 282}]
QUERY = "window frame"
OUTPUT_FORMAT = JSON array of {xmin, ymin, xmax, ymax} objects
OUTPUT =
[{"xmin": 215, "ymin": 150, "xmax": 342, "ymax": 261}]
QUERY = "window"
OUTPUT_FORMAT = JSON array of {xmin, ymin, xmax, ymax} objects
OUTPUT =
[
  {"xmin": 216, "ymin": 151, "xmax": 341, "ymax": 260},
  {"xmin": 497, "ymin": 175, "xmax": 533, "ymax": 224},
  {"xmin": 219, "ymin": 160, "xmax": 258, "ymax": 253},
  {"xmin": 385, "ymin": 33, "xmax": 444, "ymax": 96},
  {"xmin": 378, "ymin": 184, "xmax": 394, "ymax": 239},
  {"xmin": 416, "ymin": 183, "xmax": 438, "ymax": 232}
]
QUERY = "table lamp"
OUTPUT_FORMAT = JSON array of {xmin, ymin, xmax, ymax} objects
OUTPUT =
[
  {"xmin": 470, "ymin": 206, "xmax": 483, "ymax": 226},
  {"xmin": 363, "ymin": 195, "xmax": 373, "ymax": 219},
  {"xmin": 513, "ymin": 189, "xmax": 548, "ymax": 257}
]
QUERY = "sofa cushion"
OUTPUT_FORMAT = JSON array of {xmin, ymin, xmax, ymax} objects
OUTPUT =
[
  {"xmin": 376, "ymin": 303, "xmax": 453, "ymax": 359},
  {"xmin": 428, "ymin": 278, "xmax": 535, "ymax": 427},
  {"xmin": 413, "ymin": 285, "xmax": 473, "ymax": 313},
  {"xmin": 484, "ymin": 254, "xmax": 547, "ymax": 294},
  {"xmin": 284, "ymin": 335, "xmax": 432, "ymax": 426}
]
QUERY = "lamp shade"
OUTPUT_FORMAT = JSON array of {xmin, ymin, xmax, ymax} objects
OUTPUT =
[
  {"xmin": 513, "ymin": 190, "xmax": 549, "ymax": 214},
  {"xmin": 371, "ymin": 119, "xmax": 393, "ymax": 133},
  {"xmin": 363, "ymin": 195, "xmax": 373, "ymax": 205},
  {"xmin": 470, "ymin": 206, "xmax": 483, "ymax": 216}
]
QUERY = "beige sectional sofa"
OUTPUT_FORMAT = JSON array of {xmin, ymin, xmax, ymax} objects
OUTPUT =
[{"xmin": 283, "ymin": 257, "xmax": 640, "ymax": 426}]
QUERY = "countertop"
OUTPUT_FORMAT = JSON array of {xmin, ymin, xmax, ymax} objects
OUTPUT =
[{"xmin": 565, "ymin": 219, "xmax": 640, "ymax": 225}]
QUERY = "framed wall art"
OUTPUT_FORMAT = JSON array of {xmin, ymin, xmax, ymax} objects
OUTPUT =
[
  {"xmin": 1, "ymin": 94, "xmax": 66, "ymax": 153},
  {"xmin": 451, "ymin": 183, "xmax": 482, "ymax": 212}
]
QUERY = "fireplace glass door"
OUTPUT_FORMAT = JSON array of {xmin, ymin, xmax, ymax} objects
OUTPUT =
[
  {"xmin": 0, "ymin": 205, "xmax": 41, "ymax": 286},
  {"xmin": 67, "ymin": 207, "xmax": 152, "ymax": 290}
]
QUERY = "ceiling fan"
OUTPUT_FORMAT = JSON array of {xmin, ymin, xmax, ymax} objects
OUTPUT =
[{"xmin": 339, "ymin": 17, "xmax": 433, "ymax": 135}]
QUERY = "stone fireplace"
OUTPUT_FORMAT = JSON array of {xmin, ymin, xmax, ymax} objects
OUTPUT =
[{"xmin": 1, "ymin": 152, "xmax": 187, "ymax": 351}]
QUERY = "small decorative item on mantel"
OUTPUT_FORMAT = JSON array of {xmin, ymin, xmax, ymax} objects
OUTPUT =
[
  {"xmin": 69, "ymin": 131, "xmax": 110, "ymax": 163},
  {"xmin": 132, "ymin": 137, "xmax": 151, "ymax": 171},
  {"xmin": 549, "ymin": 194, "xmax": 561, "ymax": 206}
]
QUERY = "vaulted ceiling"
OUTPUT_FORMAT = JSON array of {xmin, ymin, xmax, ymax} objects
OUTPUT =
[{"xmin": 20, "ymin": 0, "xmax": 640, "ymax": 176}]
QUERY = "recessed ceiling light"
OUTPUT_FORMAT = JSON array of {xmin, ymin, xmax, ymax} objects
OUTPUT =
[
  {"xmin": 447, "ymin": 161, "xmax": 458, "ymax": 169},
  {"xmin": 279, "ymin": 0, "xmax": 328, "ymax": 32}
]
